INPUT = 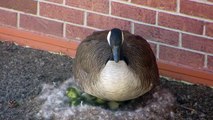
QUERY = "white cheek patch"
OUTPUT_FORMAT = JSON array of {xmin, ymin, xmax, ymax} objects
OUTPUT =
[
  {"xmin": 107, "ymin": 31, "xmax": 111, "ymax": 46},
  {"xmin": 121, "ymin": 31, "xmax": 124, "ymax": 44}
]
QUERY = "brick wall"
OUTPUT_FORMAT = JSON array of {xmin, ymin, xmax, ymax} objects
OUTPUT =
[{"xmin": 0, "ymin": 0, "xmax": 213, "ymax": 73}]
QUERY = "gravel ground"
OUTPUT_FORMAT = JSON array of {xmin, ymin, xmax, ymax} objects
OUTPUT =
[{"xmin": 0, "ymin": 41, "xmax": 212, "ymax": 120}]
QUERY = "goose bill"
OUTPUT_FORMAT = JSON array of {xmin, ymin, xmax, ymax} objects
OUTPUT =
[{"xmin": 112, "ymin": 46, "xmax": 120, "ymax": 63}]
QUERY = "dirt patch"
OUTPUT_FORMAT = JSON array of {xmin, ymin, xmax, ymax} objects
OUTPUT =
[
  {"xmin": 0, "ymin": 41, "xmax": 73, "ymax": 119},
  {"xmin": 161, "ymin": 78, "xmax": 213, "ymax": 119},
  {"xmin": 0, "ymin": 41, "xmax": 212, "ymax": 120}
]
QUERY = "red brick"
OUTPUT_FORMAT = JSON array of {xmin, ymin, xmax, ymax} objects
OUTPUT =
[
  {"xmin": 207, "ymin": 55, "xmax": 213, "ymax": 71},
  {"xmin": 131, "ymin": 0, "xmax": 177, "ymax": 11},
  {"xmin": 66, "ymin": 25, "xmax": 95, "ymax": 40},
  {"xmin": 40, "ymin": 3, "xmax": 84, "ymax": 24},
  {"xmin": 206, "ymin": 22, "xmax": 213, "ymax": 37},
  {"xmin": 112, "ymin": 2, "xmax": 156, "ymax": 24},
  {"xmin": 158, "ymin": 13, "xmax": 204, "ymax": 34},
  {"xmin": 159, "ymin": 46, "xmax": 204, "ymax": 68},
  {"xmin": 180, "ymin": 0, "xmax": 213, "ymax": 20},
  {"xmin": 20, "ymin": 15, "xmax": 63, "ymax": 37},
  {"xmin": 66, "ymin": 0, "xmax": 109, "ymax": 14},
  {"xmin": 182, "ymin": 34, "xmax": 213, "ymax": 53},
  {"xmin": 148, "ymin": 42, "xmax": 157, "ymax": 56},
  {"xmin": 208, "ymin": 0, "xmax": 213, "ymax": 2},
  {"xmin": 46, "ymin": 0, "xmax": 63, "ymax": 4},
  {"xmin": 0, "ymin": 9, "xmax": 17, "ymax": 27},
  {"xmin": 0, "ymin": 0, "xmax": 37, "ymax": 14},
  {"xmin": 87, "ymin": 13, "xmax": 131, "ymax": 30},
  {"xmin": 135, "ymin": 24, "xmax": 179, "ymax": 46}
]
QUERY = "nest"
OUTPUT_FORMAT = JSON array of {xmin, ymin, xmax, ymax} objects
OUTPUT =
[{"xmin": 34, "ymin": 78, "xmax": 176, "ymax": 120}]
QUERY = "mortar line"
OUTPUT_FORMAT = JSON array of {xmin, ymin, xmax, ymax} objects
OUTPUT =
[
  {"xmin": 188, "ymin": 0, "xmax": 213, "ymax": 4},
  {"xmin": 16, "ymin": 13, "xmax": 20, "ymax": 28},
  {"xmin": 204, "ymin": 54, "xmax": 208, "ymax": 68},
  {"xmin": 63, "ymin": 0, "xmax": 66, "ymax": 5},
  {"xmin": 155, "ymin": 11, "xmax": 159, "ymax": 26},
  {"xmin": 203, "ymin": 24, "xmax": 206, "ymax": 36},
  {"xmin": 109, "ymin": 0, "xmax": 112, "ymax": 15},
  {"xmin": 176, "ymin": 0, "xmax": 180, "ymax": 13},
  {"xmin": 37, "ymin": 1, "xmax": 40, "ymax": 16},
  {"xmin": 63, "ymin": 23, "xmax": 66, "ymax": 38},
  {"xmin": 131, "ymin": 22, "xmax": 134, "ymax": 34},
  {"xmin": 147, "ymin": 40, "xmax": 213, "ymax": 56},
  {"xmin": 84, "ymin": 12, "xmax": 88, "ymax": 26},
  {"xmin": 179, "ymin": 32, "xmax": 182, "ymax": 47},
  {"xmin": 156, "ymin": 44, "xmax": 160, "ymax": 59}
]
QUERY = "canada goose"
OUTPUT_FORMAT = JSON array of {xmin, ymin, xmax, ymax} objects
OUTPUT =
[{"xmin": 73, "ymin": 28, "xmax": 159, "ymax": 101}]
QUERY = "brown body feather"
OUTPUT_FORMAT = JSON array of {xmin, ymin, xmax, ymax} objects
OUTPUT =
[{"xmin": 73, "ymin": 30, "xmax": 159, "ymax": 101}]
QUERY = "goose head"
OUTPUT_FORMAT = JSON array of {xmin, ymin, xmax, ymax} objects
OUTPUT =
[{"xmin": 107, "ymin": 28, "xmax": 124, "ymax": 63}]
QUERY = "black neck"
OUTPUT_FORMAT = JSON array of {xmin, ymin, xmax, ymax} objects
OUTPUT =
[{"xmin": 107, "ymin": 48, "xmax": 128, "ymax": 64}]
